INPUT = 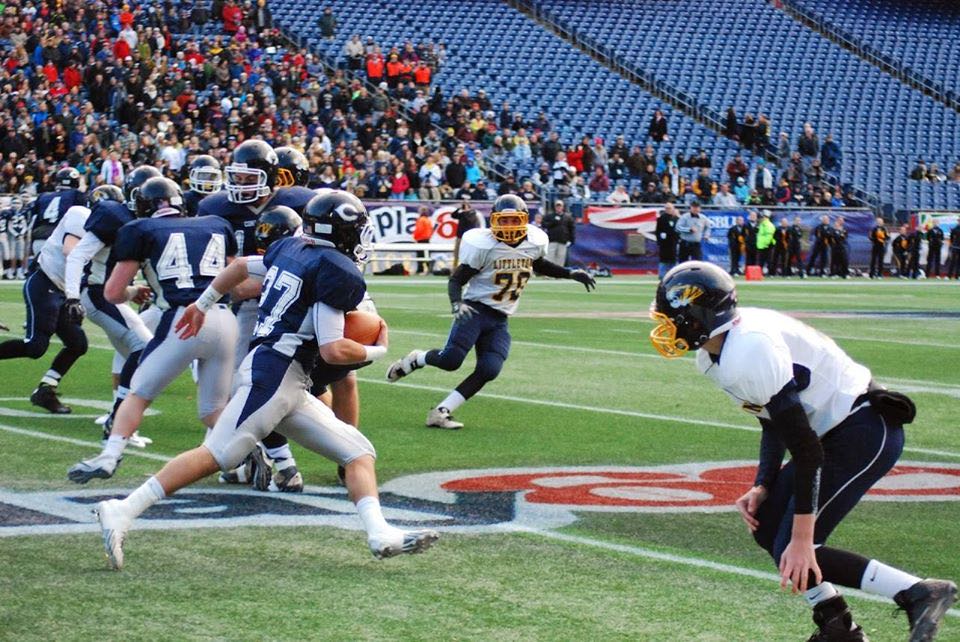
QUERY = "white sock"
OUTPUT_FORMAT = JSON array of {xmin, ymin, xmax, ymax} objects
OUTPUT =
[
  {"xmin": 415, "ymin": 351, "xmax": 428, "ymax": 367},
  {"xmin": 860, "ymin": 560, "xmax": 920, "ymax": 599},
  {"xmin": 804, "ymin": 582, "xmax": 840, "ymax": 606},
  {"xmin": 120, "ymin": 476, "xmax": 166, "ymax": 518},
  {"xmin": 276, "ymin": 457, "xmax": 297, "ymax": 471},
  {"xmin": 438, "ymin": 391, "xmax": 465, "ymax": 413},
  {"xmin": 116, "ymin": 385, "xmax": 129, "ymax": 401},
  {"xmin": 265, "ymin": 444, "xmax": 293, "ymax": 461},
  {"xmin": 41, "ymin": 371, "xmax": 61, "ymax": 387},
  {"xmin": 356, "ymin": 495, "xmax": 393, "ymax": 537},
  {"xmin": 103, "ymin": 434, "xmax": 128, "ymax": 460}
]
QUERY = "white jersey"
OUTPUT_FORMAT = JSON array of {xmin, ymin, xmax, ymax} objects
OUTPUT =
[
  {"xmin": 460, "ymin": 225, "xmax": 548, "ymax": 315},
  {"xmin": 38, "ymin": 205, "xmax": 90, "ymax": 292},
  {"xmin": 696, "ymin": 307, "xmax": 871, "ymax": 437}
]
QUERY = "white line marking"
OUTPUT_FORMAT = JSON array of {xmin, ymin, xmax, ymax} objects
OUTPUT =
[
  {"xmin": 0, "ymin": 422, "xmax": 173, "ymax": 462},
  {"xmin": 360, "ymin": 377, "xmax": 960, "ymax": 460},
  {"xmin": 519, "ymin": 527, "xmax": 960, "ymax": 618}
]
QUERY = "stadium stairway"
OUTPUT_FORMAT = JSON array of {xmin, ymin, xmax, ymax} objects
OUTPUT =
[{"xmin": 520, "ymin": 0, "xmax": 960, "ymax": 213}]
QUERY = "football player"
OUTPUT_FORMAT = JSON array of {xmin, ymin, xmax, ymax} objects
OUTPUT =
[
  {"xmin": 649, "ymin": 261, "xmax": 957, "ymax": 642},
  {"xmin": 63, "ymin": 180, "xmax": 155, "ymax": 442},
  {"xmin": 198, "ymin": 140, "xmax": 316, "ymax": 489},
  {"xmin": 182, "ymin": 154, "xmax": 223, "ymax": 217},
  {"xmin": 67, "ymin": 177, "xmax": 238, "ymax": 483},
  {"xmin": 0, "ymin": 186, "xmax": 90, "ymax": 413},
  {"xmin": 93, "ymin": 190, "xmax": 438, "ymax": 568},
  {"xmin": 6, "ymin": 199, "xmax": 28, "ymax": 280},
  {"xmin": 385, "ymin": 194, "xmax": 596, "ymax": 429},
  {"xmin": 28, "ymin": 167, "xmax": 86, "ymax": 256}
]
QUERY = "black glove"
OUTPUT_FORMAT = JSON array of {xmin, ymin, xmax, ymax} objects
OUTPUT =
[
  {"xmin": 569, "ymin": 269, "xmax": 596, "ymax": 292},
  {"xmin": 64, "ymin": 298, "xmax": 85, "ymax": 324}
]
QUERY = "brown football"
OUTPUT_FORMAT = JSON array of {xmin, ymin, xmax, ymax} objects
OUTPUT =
[{"xmin": 344, "ymin": 310, "xmax": 383, "ymax": 345}]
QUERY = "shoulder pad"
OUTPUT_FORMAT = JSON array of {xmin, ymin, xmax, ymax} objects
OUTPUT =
[
  {"xmin": 525, "ymin": 225, "xmax": 549, "ymax": 248},
  {"xmin": 461, "ymin": 227, "xmax": 497, "ymax": 251},
  {"xmin": 315, "ymin": 250, "xmax": 366, "ymax": 312},
  {"xmin": 274, "ymin": 186, "xmax": 317, "ymax": 213}
]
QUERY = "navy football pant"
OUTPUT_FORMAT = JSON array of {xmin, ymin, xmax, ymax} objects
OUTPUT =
[
  {"xmin": 0, "ymin": 267, "xmax": 87, "ymax": 376},
  {"xmin": 426, "ymin": 303, "xmax": 511, "ymax": 400},
  {"xmin": 753, "ymin": 402, "xmax": 904, "ymax": 589}
]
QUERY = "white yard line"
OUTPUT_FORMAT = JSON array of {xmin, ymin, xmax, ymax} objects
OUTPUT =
[
  {"xmin": 519, "ymin": 527, "xmax": 960, "ymax": 618},
  {"xmin": 0, "ymin": 422, "xmax": 173, "ymax": 461}
]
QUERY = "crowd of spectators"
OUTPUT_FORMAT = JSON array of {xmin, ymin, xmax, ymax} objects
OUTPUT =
[{"xmin": 908, "ymin": 159, "xmax": 960, "ymax": 183}]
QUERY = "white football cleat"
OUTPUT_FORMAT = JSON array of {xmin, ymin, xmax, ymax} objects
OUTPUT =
[
  {"xmin": 94, "ymin": 413, "xmax": 111, "ymax": 426},
  {"xmin": 127, "ymin": 431, "xmax": 153, "ymax": 448},
  {"xmin": 386, "ymin": 350, "xmax": 426, "ymax": 382},
  {"xmin": 368, "ymin": 528, "xmax": 439, "ymax": 560},
  {"xmin": 426, "ymin": 406, "xmax": 464, "ymax": 430},
  {"xmin": 68, "ymin": 453, "xmax": 120, "ymax": 484},
  {"xmin": 95, "ymin": 499, "xmax": 132, "ymax": 570}
]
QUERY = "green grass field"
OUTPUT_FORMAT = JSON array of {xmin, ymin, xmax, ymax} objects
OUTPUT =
[{"xmin": 0, "ymin": 276, "xmax": 958, "ymax": 641}]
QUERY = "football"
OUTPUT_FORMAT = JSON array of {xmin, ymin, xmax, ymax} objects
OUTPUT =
[{"xmin": 344, "ymin": 310, "xmax": 383, "ymax": 345}]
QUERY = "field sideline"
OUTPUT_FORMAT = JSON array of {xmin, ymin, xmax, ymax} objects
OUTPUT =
[{"xmin": 0, "ymin": 276, "xmax": 958, "ymax": 641}]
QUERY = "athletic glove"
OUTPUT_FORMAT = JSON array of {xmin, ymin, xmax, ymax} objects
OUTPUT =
[
  {"xmin": 64, "ymin": 298, "xmax": 85, "ymax": 324},
  {"xmin": 569, "ymin": 269, "xmax": 597, "ymax": 292},
  {"xmin": 452, "ymin": 301, "xmax": 476, "ymax": 322}
]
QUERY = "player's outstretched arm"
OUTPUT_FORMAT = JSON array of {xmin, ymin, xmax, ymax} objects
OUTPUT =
[
  {"xmin": 532, "ymin": 257, "xmax": 596, "ymax": 291},
  {"xmin": 316, "ymin": 302, "xmax": 389, "ymax": 365},
  {"xmin": 176, "ymin": 258, "xmax": 251, "ymax": 339}
]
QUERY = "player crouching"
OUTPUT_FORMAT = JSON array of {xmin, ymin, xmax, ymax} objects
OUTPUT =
[
  {"xmin": 386, "ymin": 194, "xmax": 595, "ymax": 429},
  {"xmin": 93, "ymin": 190, "xmax": 437, "ymax": 569}
]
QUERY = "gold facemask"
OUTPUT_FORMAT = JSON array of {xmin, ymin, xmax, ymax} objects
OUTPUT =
[
  {"xmin": 275, "ymin": 168, "xmax": 295, "ymax": 188},
  {"xmin": 491, "ymin": 211, "xmax": 528, "ymax": 244},
  {"xmin": 649, "ymin": 311, "xmax": 689, "ymax": 359}
]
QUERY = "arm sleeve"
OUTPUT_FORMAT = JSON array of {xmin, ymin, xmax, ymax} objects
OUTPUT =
[
  {"xmin": 754, "ymin": 419, "xmax": 786, "ymax": 489},
  {"xmin": 245, "ymin": 256, "xmax": 267, "ymax": 278},
  {"xmin": 763, "ymin": 380, "xmax": 824, "ymax": 515},
  {"xmin": 447, "ymin": 264, "xmax": 480, "ymax": 305},
  {"xmin": 532, "ymin": 256, "xmax": 572, "ymax": 278},
  {"xmin": 64, "ymin": 232, "xmax": 106, "ymax": 299},
  {"xmin": 313, "ymin": 301, "xmax": 345, "ymax": 346}
]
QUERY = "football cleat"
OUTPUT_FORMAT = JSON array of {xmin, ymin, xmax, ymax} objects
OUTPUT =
[
  {"xmin": 219, "ymin": 447, "xmax": 269, "ymax": 486},
  {"xmin": 127, "ymin": 431, "xmax": 153, "ymax": 449},
  {"xmin": 94, "ymin": 413, "xmax": 111, "ymax": 426},
  {"xmin": 806, "ymin": 596, "xmax": 868, "ymax": 642},
  {"xmin": 95, "ymin": 499, "xmax": 132, "ymax": 570},
  {"xmin": 386, "ymin": 350, "xmax": 426, "ymax": 382},
  {"xmin": 30, "ymin": 383, "xmax": 71, "ymax": 414},
  {"xmin": 894, "ymin": 579, "xmax": 958, "ymax": 642},
  {"xmin": 426, "ymin": 406, "xmax": 463, "ymax": 430},
  {"xmin": 368, "ymin": 529, "xmax": 440, "ymax": 560},
  {"xmin": 68, "ymin": 453, "xmax": 120, "ymax": 484},
  {"xmin": 267, "ymin": 460, "xmax": 304, "ymax": 493}
]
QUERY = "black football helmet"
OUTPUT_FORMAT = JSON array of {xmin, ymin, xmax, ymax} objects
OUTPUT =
[
  {"xmin": 490, "ymin": 194, "xmax": 528, "ymax": 244},
  {"xmin": 302, "ymin": 189, "xmax": 373, "ymax": 263},
  {"xmin": 56, "ymin": 166, "xmax": 81, "ymax": 190},
  {"xmin": 225, "ymin": 140, "xmax": 278, "ymax": 203},
  {"xmin": 88, "ymin": 184, "xmax": 124, "ymax": 208},
  {"xmin": 649, "ymin": 261, "xmax": 739, "ymax": 358},
  {"xmin": 274, "ymin": 146, "xmax": 310, "ymax": 187},
  {"xmin": 123, "ymin": 165, "xmax": 162, "ymax": 211},
  {"xmin": 255, "ymin": 205, "xmax": 303, "ymax": 254},
  {"xmin": 186, "ymin": 154, "xmax": 222, "ymax": 194},
  {"xmin": 135, "ymin": 177, "xmax": 184, "ymax": 219}
]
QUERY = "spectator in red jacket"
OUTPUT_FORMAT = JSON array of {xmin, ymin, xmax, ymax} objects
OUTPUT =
[
  {"xmin": 725, "ymin": 153, "xmax": 748, "ymax": 183},
  {"xmin": 588, "ymin": 166, "xmax": 610, "ymax": 194},
  {"xmin": 366, "ymin": 52, "xmax": 384, "ymax": 84},
  {"xmin": 63, "ymin": 63, "xmax": 82, "ymax": 91},
  {"xmin": 567, "ymin": 144, "xmax": 585, "ymax": 174},
  {"xmin": 222, "ymin": 1, "xmax": 243, "ymax": 34},
  {"xmin": 385, "ymin": 53, "xmax": 403, "ymax": 88}
]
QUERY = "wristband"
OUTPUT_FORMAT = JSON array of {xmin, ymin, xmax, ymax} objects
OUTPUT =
[
  {"xmin": 362, "ymin": 345, "xmax": 388, "ymax": 362},
  {"xmin": 195, "ymin": 285, "xmax": 224, "ymax": 313}
]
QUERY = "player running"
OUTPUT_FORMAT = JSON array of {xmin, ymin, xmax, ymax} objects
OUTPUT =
[
  {"xmin": 93, "ymin": 189, "xmax": 437, "ymax": 568},
  {"xmin": 68, "ymin": 177, "xmax": 238, "ymax": 483},
  {"xmin": 649, "ymin": 261, "xmax": 956, "ymax": 642},
  {"xmin": 63, "ymin": 176, "xmax": 156, "ymax": 440},
  {"xmin": 28, "ymin": 167, "xmax": 86, "ymax": 257},
  {"xmin": 0, "ymin": 186, "xmax": 90, "ymax": 413},
  {"xmin": 385, "ymin": 194, "xmax": 596, "ymax": 429}
]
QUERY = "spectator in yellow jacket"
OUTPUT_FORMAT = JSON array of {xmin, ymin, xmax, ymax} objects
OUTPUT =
[{"xmin": 756, "ymin": 210, "xmax": 776, "ymax": 272}]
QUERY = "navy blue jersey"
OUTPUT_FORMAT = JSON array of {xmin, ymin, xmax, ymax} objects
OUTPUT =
[
  {"xmin": 85, "ymin": 201, "xmax": 133, "ymax": 246},
  {"xmin": 7, "ymin": 209, "xmax": 28, "ymax": 237},
  {"xmin": 183, "ymin": 190, "xmax": 205, "ymax": 218},
  {"xmin": 251, "ymin": 236, "xmax": 366, "ymax": 369},
  {"xmin": 113, "ymin": 214, "xmax": 237, "ymax": 309},
  {"xmin": 197, "ymin": 186, "xmax": 315, "ymax": 256},
  {"xmin": 30, "ymin": 189, "xmax": 86, "ymax": 241}
]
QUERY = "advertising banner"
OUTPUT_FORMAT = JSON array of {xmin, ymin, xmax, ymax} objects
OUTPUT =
[{"xmin": 571, "ymin": 205, "xmax": 875, "ymax": 273}]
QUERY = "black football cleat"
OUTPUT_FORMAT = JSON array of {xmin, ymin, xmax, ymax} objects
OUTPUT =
[
  {"xmin": 807, "ymin": 596, "xmax": 869, "ymax": 642},
  {"xmin": 30, "ymin": 384, "xmax": 71, "ymax": 414},
  {"xmin": 895, "ymin": 579, "xmax": 958, "ymax": 642}
]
